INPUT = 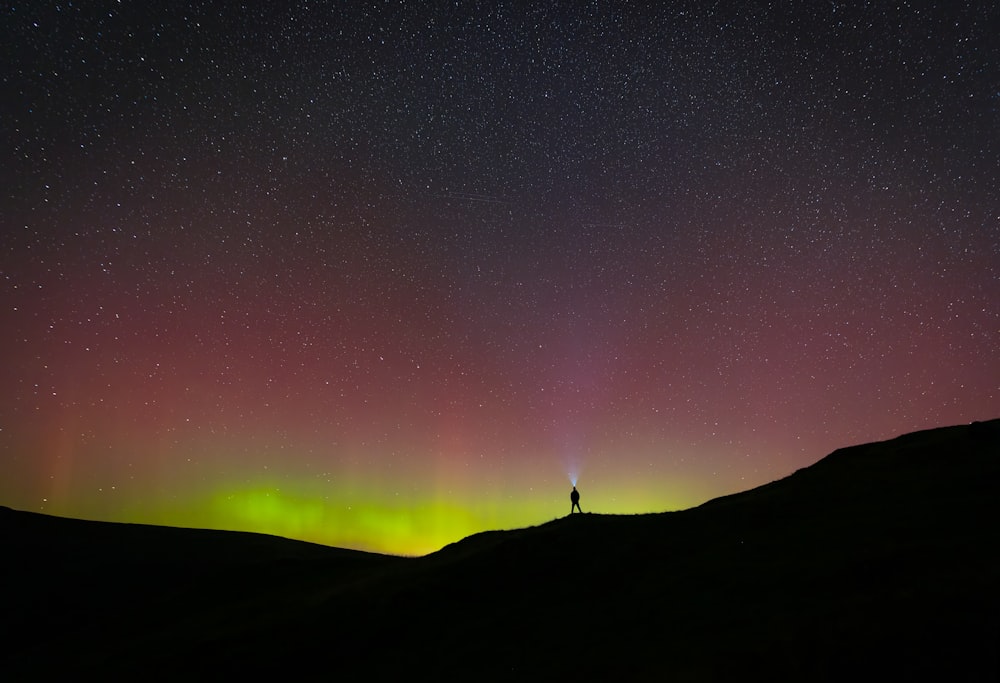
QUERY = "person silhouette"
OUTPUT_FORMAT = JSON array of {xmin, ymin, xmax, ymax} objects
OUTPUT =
[{"xmin": 570, "ymin": 485, "xmax": 582, "ymax": 514}]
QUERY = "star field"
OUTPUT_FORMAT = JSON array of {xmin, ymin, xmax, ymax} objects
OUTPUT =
[{"xmin": 2, "ymin": 1, "xmax": 998, "ymax": 554}]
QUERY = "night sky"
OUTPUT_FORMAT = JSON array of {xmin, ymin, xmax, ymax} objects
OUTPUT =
[{"xmin": 3, "ymin": 1, "xmax": 998, "ymax": 555}]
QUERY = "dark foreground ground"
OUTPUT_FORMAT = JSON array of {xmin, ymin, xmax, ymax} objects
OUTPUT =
[{"xmin": 3, "ymin": 420, "xmax": 998, "ymax": 681}]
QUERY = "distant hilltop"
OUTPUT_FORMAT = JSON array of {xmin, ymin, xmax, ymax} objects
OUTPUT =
[{"xmin": 3, "ymin": 418, "xmax": 998, "ymax": 681}]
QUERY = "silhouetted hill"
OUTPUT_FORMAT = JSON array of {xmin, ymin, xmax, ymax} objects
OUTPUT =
[{"xmin": 3, "ymin": 420, "xmax": 998, "ymax": 681}]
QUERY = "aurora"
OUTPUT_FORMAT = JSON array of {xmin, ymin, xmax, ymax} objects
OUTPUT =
[{"xmin": 2, "ymin": 2, "xmax": 996, "ymax": 555}]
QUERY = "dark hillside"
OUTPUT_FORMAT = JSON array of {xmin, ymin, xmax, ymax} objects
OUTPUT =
[
  {"xmin": 0, "ymin": 509, "xmax": 402, "ymax": 677},
  {"xmin": 3, "ymin": 420, "xmax": 997, "ymax": 681}
]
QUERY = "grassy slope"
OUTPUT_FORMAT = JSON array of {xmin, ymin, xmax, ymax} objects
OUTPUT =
[{"xmin": 3, "ymin": 420, "xmax": 998, "ymax": 681}]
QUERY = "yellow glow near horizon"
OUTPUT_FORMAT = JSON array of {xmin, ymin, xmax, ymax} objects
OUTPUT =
[{"xmin": 77, "ymin": 469, "xmax": 707, "ymax": 556}]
